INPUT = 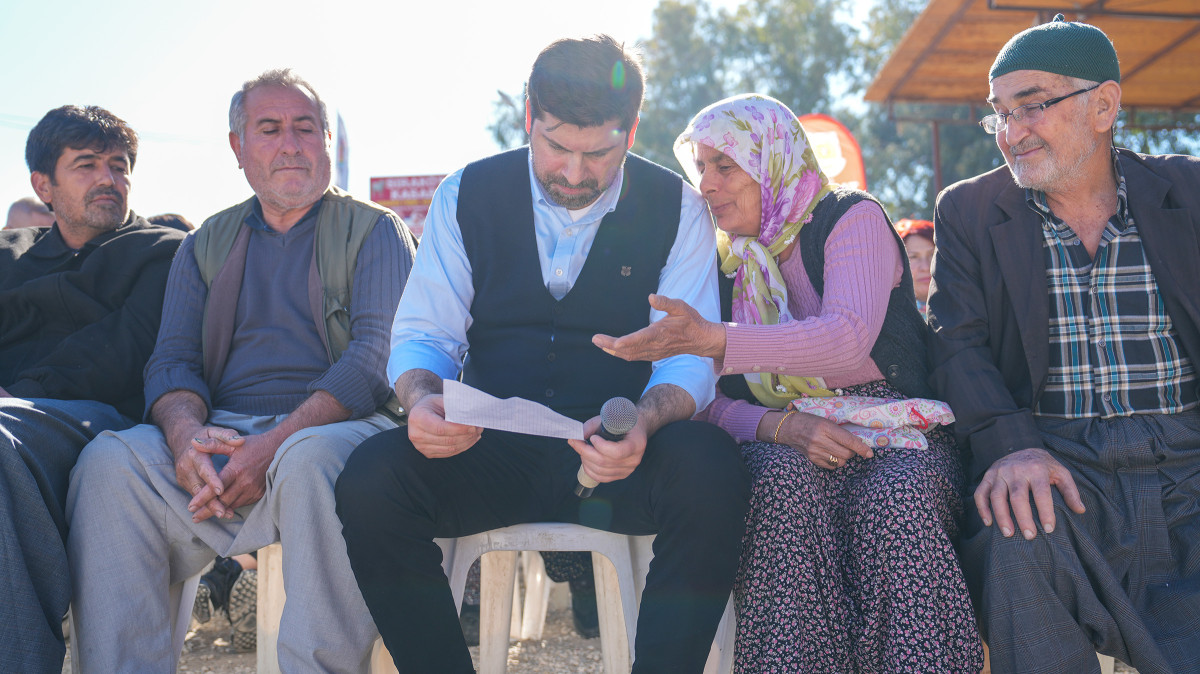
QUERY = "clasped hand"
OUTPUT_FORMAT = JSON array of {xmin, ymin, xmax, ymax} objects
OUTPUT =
[
  {"xmin": 974, "ymin": 447, "xmax": 1086, "ymax": 539},
  {"xmin": 593, "ymin": 294, "xmax": 725, "ymax": 362},
  {"xmin": 176, "ymin": 426, "xmax": 275, "ymax": 523},
  {"xmin": 567, "ymin": 415, "xmax": 648, "ymax": 485}
]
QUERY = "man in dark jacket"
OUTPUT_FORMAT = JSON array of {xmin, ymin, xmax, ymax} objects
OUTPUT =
[
  {"xmin": 0, "ymin": 105, "xmax": 184, "ymax": 674},
  {"xmin": 929, "ymin": 15, "xmax": 1200, "ymax": 674}
]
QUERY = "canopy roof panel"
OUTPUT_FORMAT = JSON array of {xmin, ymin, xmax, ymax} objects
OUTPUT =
[{"xmin": 865, "ymin": 0, "xmax": 1200, "ymax": 110}]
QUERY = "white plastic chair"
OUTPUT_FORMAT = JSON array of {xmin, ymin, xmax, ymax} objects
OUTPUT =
[
  {"xmin": 254, "ymin": 524, "xmax": 734, "ymax": 674},
  {"xmin": 514, "ymin": 549, "xmax": 735, "ymax": 674},
  {"xmin": 367, "ymin": 522, "xmax": 735, "ymax": 674},
  {"xmin": 67, "ymin": 572, "xmax": 201, "ymax": 673}
]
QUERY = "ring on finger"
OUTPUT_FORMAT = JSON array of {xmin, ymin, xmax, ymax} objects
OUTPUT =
[{"xmin": 827, "ymin": 454, "xmax": 839, "ymax": 466}]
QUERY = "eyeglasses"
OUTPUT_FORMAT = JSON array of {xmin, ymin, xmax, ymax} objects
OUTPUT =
[{"xmin": 978, "ymin": 84, "xmax": 1100, "ymax": 134}]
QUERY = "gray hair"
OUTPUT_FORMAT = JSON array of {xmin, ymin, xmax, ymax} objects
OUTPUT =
[{"xmin": 228, "ymin": 68, "xmax": 329, "ymax": 141}]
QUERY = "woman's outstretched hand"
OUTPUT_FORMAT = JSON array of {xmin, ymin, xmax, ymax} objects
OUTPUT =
[{"xmin": 593, "ymin": 294, "xmax": 726, "ymax": 362}]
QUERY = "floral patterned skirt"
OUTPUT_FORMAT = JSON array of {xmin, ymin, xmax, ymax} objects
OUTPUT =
[{"xmin": 733, "ymin": 380, "xmax": 983, "ymax": 673}]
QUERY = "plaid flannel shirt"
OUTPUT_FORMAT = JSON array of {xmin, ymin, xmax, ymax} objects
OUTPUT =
[{"xmin": 1029, "ymin": 153, "xmax": 1199, "ymax": 419}]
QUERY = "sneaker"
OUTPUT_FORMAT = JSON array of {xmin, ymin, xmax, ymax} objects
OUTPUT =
[
  {"xmin": 228, "ymin": 568, "xmax": 257, "ymax": 653},
  {"xmin": 192, "ymin": 582, "xmax": 215, "ymax": 624},
  {"xmin": 192, "ymin": 556, "xmax": 242, "ymax": 624}
]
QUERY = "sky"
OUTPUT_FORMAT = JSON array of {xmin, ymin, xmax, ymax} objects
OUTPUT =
[{"xmin": 0, "ymin": 0, "xmax": 725, "ymax": 225}]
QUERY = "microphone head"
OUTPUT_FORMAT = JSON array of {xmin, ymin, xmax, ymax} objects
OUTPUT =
[{"xmin": 600, "ymin": 397, "xmax": 638, "ymax": 436}]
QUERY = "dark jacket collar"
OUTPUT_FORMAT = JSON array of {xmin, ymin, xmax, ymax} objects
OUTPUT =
[{"xmin": 24, "ymin": 211, "xmax": 145, "ymax": 259}]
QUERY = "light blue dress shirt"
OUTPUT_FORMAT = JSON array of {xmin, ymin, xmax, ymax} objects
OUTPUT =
[{"xmin": 388, "ymin": 150, "xmax": 719, "ymax": 412}]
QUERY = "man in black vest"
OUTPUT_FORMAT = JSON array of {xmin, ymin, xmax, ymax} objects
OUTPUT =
[{"xmin": 336, "ymin": 35, "xmax": 751, "ymax": 673}]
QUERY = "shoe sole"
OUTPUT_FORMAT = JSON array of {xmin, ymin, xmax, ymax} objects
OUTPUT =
[
  {"xmin": 228, "ymin": 569, "xmax": 257, "ymax": 653},
  {"xmin": 192, "ymin": 583, "xmax": 214, "ymax": 624}
]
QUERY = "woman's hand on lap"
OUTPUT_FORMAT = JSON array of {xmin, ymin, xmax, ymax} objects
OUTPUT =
[{"xmin": 775, "ymin": 411, "xmax": 873, "ymax": 470}]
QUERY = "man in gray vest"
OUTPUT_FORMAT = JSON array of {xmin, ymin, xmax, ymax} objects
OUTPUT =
[
  {"xmin": 2, "ymin": 104, "xmax": 183, "ymax": 674},
  {"xmin": 66, "ymin": 69, "xmax": 417, "ymax": 673},
  {"xmin": 336, "ymin": 36, "xmax": 751, "ymax": 673}
]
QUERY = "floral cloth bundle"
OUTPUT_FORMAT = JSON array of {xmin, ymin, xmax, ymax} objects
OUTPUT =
[{"xmin": 788, "ymin": 396, "xmax": 955, "ymax": 451}]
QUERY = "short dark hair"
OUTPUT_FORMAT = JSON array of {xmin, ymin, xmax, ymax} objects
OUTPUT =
[
  {"xmin": 527, "ymin": 34, "xmax": 644, "ymax": 132},
  {"xmin": 147, "ymin": 213, "xmax": 196, "ymax": 233},
  {"xmin": 25, "ymin": 105, "xmax": 138, "ymax": 178}
]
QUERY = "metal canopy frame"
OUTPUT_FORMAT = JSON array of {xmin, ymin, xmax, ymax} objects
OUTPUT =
[{"xmin": 864, "ymin": 0, "xmax": 1200, "ymax": 191}]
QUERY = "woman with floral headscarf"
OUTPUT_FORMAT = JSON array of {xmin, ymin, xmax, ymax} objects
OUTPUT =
[{"xmin": 595, "ymin": 95, "xmax": 982, "ymax": 672}]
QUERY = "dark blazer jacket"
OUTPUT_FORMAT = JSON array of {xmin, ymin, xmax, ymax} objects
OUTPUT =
[{"xmin": 928, "ymin": 149, "xmax": 1200, "ymax": 482}]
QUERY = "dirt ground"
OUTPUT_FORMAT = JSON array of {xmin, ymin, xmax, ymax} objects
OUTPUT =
[
  {"xmin": 61, "ymin": 611, "xmax": 1137, "ymax": 673},
  {"xmin": 62, "ymin": 605, "xmax": 603, "ymax": 674}
]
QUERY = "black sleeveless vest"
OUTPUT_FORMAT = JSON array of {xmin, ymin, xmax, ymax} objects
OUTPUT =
[
  {"xmin": 718, "ymin": 187, "xmax": 933, "ymax": 403},
  {"xmin": 458, "ymin": 148, "xmax": 683, "ymax": 421}
]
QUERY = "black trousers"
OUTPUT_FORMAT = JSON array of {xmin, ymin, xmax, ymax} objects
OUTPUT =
[{"xmin": 336, "ymin": 419, "xmax": 750, "ymax": 674}]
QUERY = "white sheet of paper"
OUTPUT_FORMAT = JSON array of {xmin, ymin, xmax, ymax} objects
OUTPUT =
[{"xmin": 442, "ymin": 379, "xmax": 585, "ymax": 440}]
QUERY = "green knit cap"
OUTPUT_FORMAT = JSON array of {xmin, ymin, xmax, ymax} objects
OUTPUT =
[{"xmin": 990, "ymin": 14, "xmax": 1120, "ymax": 83}]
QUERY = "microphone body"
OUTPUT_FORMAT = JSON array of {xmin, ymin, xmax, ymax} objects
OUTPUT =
[{"xmin": 574, "ymin": 397, "xmax": 638, "ymax": 498}]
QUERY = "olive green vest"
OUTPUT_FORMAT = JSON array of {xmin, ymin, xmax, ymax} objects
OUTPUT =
[{"xmin": 193, "ymin": 186, "xmax": 402, "ymax": 418}]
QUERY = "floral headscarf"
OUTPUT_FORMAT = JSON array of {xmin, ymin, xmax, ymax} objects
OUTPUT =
[{"xmin": 674, "ymin": 94, "xmax": 834, "ymax": 407}]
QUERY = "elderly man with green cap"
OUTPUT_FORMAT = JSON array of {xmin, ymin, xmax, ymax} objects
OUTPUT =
[{"xmin": 928, "ymin": 14, "xmax": 1200, "ymax": 674}]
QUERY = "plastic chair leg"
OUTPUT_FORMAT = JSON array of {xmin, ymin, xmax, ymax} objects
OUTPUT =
[{"xmin": 518, "ymin": 551, "xmax": 552, "ymax": 640}]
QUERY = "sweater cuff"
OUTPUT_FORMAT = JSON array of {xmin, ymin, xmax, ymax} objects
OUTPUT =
[
  {"xmin": 701, "ymin": 396, "xmax": 772, "ymax": 445},
  {"xmin": 144, "ymin": 371, "xmax": 212, "ymax": 421},
  {"xmin": 722, "ymin": 404, "xmax": 772, "ymax": 445},
  {"xmin": 717, "ymin": 323, "xmax": 776, "ymax": 377},
  {"xmin": 310, "ymin": 366, "xmax": 382, "ymax": 419}
]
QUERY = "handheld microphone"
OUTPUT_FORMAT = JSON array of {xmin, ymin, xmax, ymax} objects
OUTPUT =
[{"xmin": 574, "ymin": 397, "xmax": 638, "ymax": 498}]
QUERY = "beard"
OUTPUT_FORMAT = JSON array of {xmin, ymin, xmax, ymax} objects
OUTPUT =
[
  {"xmin": 535, "ymin": 173, "xmax": 604, "ymax": 210},
  {"xmin": 1007, "ymin": 121, "xmax": 1102, "ymax": 193},
  {"xmin": 75, "ymin": 186, "xmax": 128, "ymax": 231},
  {"xmin": 252, "ymin": 157, "xmax": 331, "ymax": 214}
]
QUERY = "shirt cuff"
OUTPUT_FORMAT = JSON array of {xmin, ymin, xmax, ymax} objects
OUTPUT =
[
  {"xmin": 646, "ymin": 354, "xmax": 717, "ymax": 414},
  {"xmin": 387, "ymin": 343, "xmax": 463, "ymax": 390},
  {"xmin": 310, "ymin": 365, "xmax": 382, "ymax": 419}
]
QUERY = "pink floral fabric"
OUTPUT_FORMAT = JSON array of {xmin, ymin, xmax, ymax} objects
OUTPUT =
[{"xmin": 789, "ymin": 395, "xmax": 956, "ymax": 450}]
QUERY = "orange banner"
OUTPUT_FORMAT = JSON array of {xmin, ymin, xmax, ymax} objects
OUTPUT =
[{"xmin": 798, "ymin": 114, "xmax": 866, "ymax": 191}]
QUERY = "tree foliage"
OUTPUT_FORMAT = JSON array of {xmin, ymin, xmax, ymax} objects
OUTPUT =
[
  {"xmin": 485, "ymin": 0, "xmax": 1197, "ymax": 219},
  {"xmin": 845, "ymin": 0, "xmax": 999, "ymax": 217},
  {"xmin": 638, "ymin": 0, "xmax": 998, "ymax": 218},
  {"xmin": 634, "ymin": 0, "xmax": 740, "ymax": 166},
  {"xmin": 1116, "ymin": 110, "xmax": 1200, "ymax": 156},
  {"xmin": 636, "ymin": 0, "xmax": 854, "ymax": 169}
]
